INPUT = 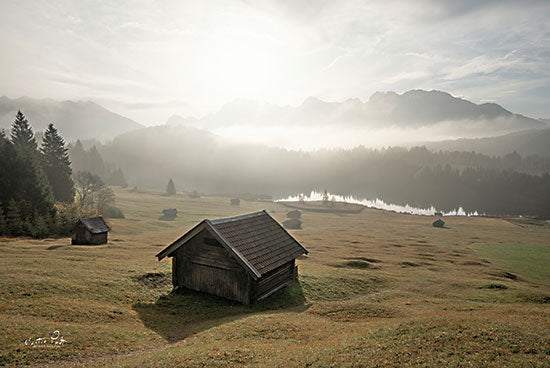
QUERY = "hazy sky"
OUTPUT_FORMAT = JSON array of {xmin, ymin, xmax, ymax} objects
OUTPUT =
[{"xmin": 1, "ymin": 0, "xmax": 549, "ymax": 124}]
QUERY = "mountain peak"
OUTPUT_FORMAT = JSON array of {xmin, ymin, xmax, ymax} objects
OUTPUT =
[{"xmin": 0, "ymin": 96, "xmax": 142, "ymax": 140}]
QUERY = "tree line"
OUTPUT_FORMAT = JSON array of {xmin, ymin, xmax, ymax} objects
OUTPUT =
[
  {"xmin": 0, "ymin": 111, "xmax": 122, "ymax": 238},
  {"xmin": 68, "ymin": 140, "xmax": 128, "ymax": 187},
  {"xmin": 99, "ymin": 126, "xmax": 550, "ymax": 218}
]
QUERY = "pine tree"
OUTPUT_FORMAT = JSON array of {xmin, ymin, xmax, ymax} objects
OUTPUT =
[
  {"xmin": 0, "ymin": 205, "xmax": 6, "ymax": 235},
  {"xmin": 10, "ymin": 111, "xmax": 38, "ymax": 153},
  {"xmin": 68, "ymin": 140, "xmax": 88, "ymax": 172},
  {"xmin": 31, "ymin": 211, "xmax": 50, "ymax": 238},
  {"xmin": 41, "ymin": 123, "xmax": 75, "ymax": 202},
  {"xmin": 166, "ymin": 178, "xmax": 176, "ymax": 195},
  {"xmin": 0, "ymin": 135, "xmax": 56, "ymax": 236},
  {"xmin": 88, "ymin": 146, "xmax": 108, "ymax": 179},
  {"xmin": 107, "ymin": 168, "xmax": 128, "ymax": 187},
  {"xmin": 6, "ymin": 199, "xmax": 23, "ymax": 236}
]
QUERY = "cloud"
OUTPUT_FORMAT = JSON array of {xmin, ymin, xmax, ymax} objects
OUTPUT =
[{"xmin": 0, "ymin": 0, "xmax": 549, "ymax": 122}]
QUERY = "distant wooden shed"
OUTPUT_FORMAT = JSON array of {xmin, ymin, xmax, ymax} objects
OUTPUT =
[
  {"xmin": 156, "ymin": 210, "xmax": 308, "ymax": 304},
  {"xmin": 283, "ymin": 218, "xmax": 302, "ymax": 229},
  {"xmin": 433, "ymin": 218, "xmax": 445, "ymax": 228},
  {"xmin": 287, "ymin": 209, "xmax": 301, "ymax": 219},
  {"xmin": 72, "ymin": 217, "xmax": 110, "ymax": 245},
  {"xmin": 162, "ymin": 208, "xmax": 178, "ymax": 219}
]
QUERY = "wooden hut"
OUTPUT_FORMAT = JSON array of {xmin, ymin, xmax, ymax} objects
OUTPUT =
[
  {"xmin": 230, "ymin": 198, "xmax": 240, "ymax": 206},
  {"xmin": 287, "ymin": 209, "xmax": 301, "ymax": 219},
  {"xmin": 432, "ymin": 218, "xmax": 445, "ymax": 228},
  {"xmin": 72, "ymin": 217, "xmax": 110, "ymax": 245},
  {"xmin": 283, "ymin": 218, "xmax": 302, "ymax": 229},
  {"xmin": 156, "ymin": 210, "xmax": 308, "ymax": 304},
  {"xmin": 161, "ymin": 208, "xmax": 178, "ymax": 220}
]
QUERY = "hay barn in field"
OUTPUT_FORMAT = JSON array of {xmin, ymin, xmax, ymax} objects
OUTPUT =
[
  {"xmin": 156, "ymin": 210, "xmax": 308, "ymax": 304},
  {"xmin": 72, "ymin": 217, "xmax": 110, "ymax": 245},
  {"xmin": 433, "ymin": 218, "xmax": 445, "ymax": 228},
  {"xmin": 287, "ymin": 209, "xmax": 301, "ymax": 219},
  {"xmin": 283, "ymin": 218, "xmax": 302, "ymax": 229},
  {"xmin": 161, "ymin": 208, "xmax": 178, "ymax": 219}
]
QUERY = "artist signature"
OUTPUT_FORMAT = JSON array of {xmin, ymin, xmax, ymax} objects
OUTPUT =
[{"xmin": 24, "ymin": 330, "xmax": 67, "ymax": 347}]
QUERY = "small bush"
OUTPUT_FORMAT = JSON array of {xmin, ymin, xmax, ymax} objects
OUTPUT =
[{"xmin": 104, "ymin": 206, "xmax": 125, "ymax": 219}]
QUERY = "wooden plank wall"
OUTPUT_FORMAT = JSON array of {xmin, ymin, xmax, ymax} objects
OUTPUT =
[
  {"xmin": 171, "ymin": 228, "xmax": 297, "ymax": 304},
  {"xmin": 256, "ymin": 260, "xmax": 295, "ymax": 300},
  {"xmin": 174, "ymin": 228, "xmax": 251, "ymax": 304}
]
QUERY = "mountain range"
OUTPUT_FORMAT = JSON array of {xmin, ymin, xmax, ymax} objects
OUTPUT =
[
  {"xmin": 0, "ymin": 96, "xmax": 142, "ymax": 141},
  {"xmin": 167, "ymin": 90, "xmax": 545, "ymax": 137},
  {"xmin": 1, "ymin": 91, "xmax": 548, "ymax": 155}
]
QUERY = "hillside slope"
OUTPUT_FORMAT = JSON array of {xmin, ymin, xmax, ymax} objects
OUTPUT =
[
  {"xmin": 425, "ymin": 128, "xmax": 550, "ymax": 157},
  {"xmin": 0, "ymin": 96, "xmax": 143, "ymax": 140}
]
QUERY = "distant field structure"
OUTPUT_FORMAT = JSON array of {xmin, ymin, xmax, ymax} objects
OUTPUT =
[
  {"xmin": 71, "ymin": 217, "xmax": 110, "ymax": 245},
  {"xmin": 157, "ymin": 210, "xmax": 308, "ymax": 304},
  {"xmin": 159, "ymin": 208, "xmax": 178, "ymax": 220},
  {"xmin": 287, "ymin": 209, "xmax": 301, "ymax": 219}
]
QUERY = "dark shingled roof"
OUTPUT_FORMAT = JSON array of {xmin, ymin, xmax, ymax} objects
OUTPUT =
[
  {"xmin": 157, "ymin": 210, "xmax": 308, "ymax": 278},
  {"xmin": 78, "ymin": 217, "xmax": 110, "ymax": 233}
]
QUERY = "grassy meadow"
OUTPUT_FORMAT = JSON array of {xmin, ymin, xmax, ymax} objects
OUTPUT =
[{"xmin": 0, "ymin": 188, "xmax": 549, "ymax": 367}]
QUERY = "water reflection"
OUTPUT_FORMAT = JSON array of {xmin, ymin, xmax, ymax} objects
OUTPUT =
[{"xmin": 277, "ymin": 191, "xmax": 479, "ymax": 217}]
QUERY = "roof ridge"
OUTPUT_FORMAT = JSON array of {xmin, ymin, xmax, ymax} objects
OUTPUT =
[{"xmin": 210, "ymin": 210, "xmax": 267, "ymax": 225}]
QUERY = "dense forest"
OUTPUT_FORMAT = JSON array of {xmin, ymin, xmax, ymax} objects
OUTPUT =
[
  {"xmin": 100, "ymin": 126, "xmax": 550, "ymax": 218},
  {"xmin": 68, "ymin": 140, "xmax": 128, "ymax": 187},
  {"xmin": 2, "ymin": 117, "xmax": 549, "ymax": 225},
  {"xmin": 0, "ymin": 111, "xmax": 123, "ymax": 238}
]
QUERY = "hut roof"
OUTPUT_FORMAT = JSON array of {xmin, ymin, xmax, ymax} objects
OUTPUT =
[
  {"xmin": 433, "ymin": 218, "xmax": 445, "ymax": 227},
  {"xmin": 77, "ymin": 217, "xmax": 110, "ymax": 234},
  {"xmin": 156, "ymin": 210, "xmax": 308, "ymax": 279},
  {"xmin": 287, "ymin": 209, "xmax": 301, "ymax": 219}
]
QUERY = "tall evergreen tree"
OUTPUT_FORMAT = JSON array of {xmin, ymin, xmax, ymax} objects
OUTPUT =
[
  {"xmin": 0, "ymin": 135, "xmax": 55, "ymax": 226},
  {"xmin": 10, "ymin": 111, "xmax": 38, "ymax": 153},
  {"xmin": 88, "ymin": 146, "xmax": 108, "ymax": 178},
  {"xmin": 68, "ymin": 139, "xmax": 88, "ymax": 171},
  {"xmin": 41, "ymin": 123, "xmax": 75, "ymax": 202},
  {"xmin": 5, "ymin": 199, "xmax": 23, "ymax": 237},
  {"xmin": 0, "ymin": 205, "xmax": 6, "ymax": 235},
  {"xmin": 107, "ymin": 168, "xmax": 128, "ymax": 187},
  {"xmin": 166, "ymin": 178, "xmax": 176, "ymax": 195}
]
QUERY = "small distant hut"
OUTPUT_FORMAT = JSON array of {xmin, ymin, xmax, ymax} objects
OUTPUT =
[
  {"xmin": 287, "ymin": 210, "xmax": 301, "ymax": 219},
  {"xmin": 434, "ymin": 211, "xmax": 443, "ymax": 217},
  {"xmin": 156, "ymin": 210, "xmax": 308, "ymax": 304},
  {"xmin": 72, "ymin": 217, "xmax": 110, "ymax": 245},
  {"xmin": 283, "ymin": 218, "xmax": 302, "ymax": 230},
  {"xmin": 432, "ymin": 218, "xmax": 445, "ymax": 228},
  {"xmin": 230, "ymin": 198, "xmax": 240, "ymax": 206},
  {"xmin": 161, "ymin": 208, "xmax": 178, "ymax": 220}
]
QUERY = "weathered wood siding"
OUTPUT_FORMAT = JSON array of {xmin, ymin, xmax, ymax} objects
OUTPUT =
[
  {"xmin": 174, "ymin": 229, "xmax": 251, "ymax": 304},
  {"xmin": 256, "ymin": 260, "xmax": 295, "ymax": 301},
  {"xmin": 72, "ymin": 225, "xmax": 107, "ymax": 245},
  {"xmin": 89, "ymin": 232, "xmax": 107, "ymax": 245}
]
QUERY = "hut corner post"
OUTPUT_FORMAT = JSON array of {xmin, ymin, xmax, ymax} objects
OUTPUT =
[
  {"xmin": 248, "ymin": 275, "xmax": 258, "ymax": 305},
  {"xmin": 171, "ymin": 256, "xmax": 178, "ymax": 288}
]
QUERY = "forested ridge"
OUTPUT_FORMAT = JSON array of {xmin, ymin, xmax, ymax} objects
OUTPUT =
[{"xmin": 99, "ymin": 126, "xmax": 550, "ymax": 218}]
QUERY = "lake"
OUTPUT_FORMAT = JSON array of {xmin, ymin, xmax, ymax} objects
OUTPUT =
[{"xmin": 277, "ymin": 190, "xmax": 480, "ymax": 216}]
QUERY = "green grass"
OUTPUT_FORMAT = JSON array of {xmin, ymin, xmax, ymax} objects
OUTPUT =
[
  {"xmin": 0, "ymin": 188, "xmax": 549, "ymax": 367},
  {"xmin": 471, "ymin": 242, "xmax": 550, "ymax": 284}
]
